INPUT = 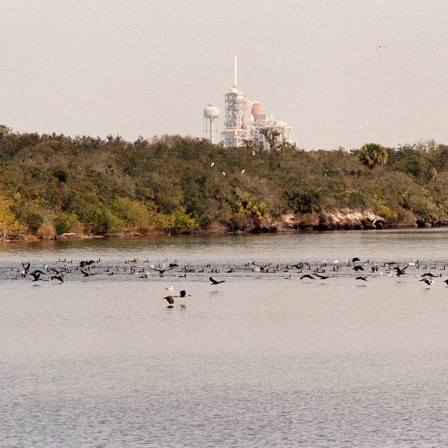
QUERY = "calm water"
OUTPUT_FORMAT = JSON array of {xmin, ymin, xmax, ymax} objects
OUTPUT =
[{"xmin": 1, "ymin": 230, "xmax": 448, "ymax": 447}]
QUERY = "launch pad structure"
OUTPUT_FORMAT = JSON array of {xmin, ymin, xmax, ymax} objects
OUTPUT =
[{"xmin": 204, "ymin": 57, "xmax": 294, "ymax": 149}]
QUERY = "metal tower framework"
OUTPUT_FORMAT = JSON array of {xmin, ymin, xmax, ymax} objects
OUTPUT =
[
  {"xmin": 222, "ymin": 86, "xmax": 251, "ymax": 147},
  {"xmin": 220, "ymin": 56, "xmax": 295, "ymax": 148}
]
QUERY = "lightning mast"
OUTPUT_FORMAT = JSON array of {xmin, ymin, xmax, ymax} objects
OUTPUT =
[{"xmin": 222, "ymin": 57, "xmax": 250, "ymax": 147}]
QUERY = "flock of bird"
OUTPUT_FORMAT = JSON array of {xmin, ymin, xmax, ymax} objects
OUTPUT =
[{"xmin": 3, "ymin": 256, "xmax": 448, "ymax": 308}]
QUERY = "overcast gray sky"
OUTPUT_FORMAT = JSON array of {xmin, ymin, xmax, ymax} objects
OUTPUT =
[{"xmin": 1, "ymin": 0, "xmax": 447, "ymax": 150}]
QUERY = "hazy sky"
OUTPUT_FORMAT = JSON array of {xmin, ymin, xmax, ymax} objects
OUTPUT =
[{"xmin": 1, "ymin": 1, "xmax": 448, "ymax": 150}]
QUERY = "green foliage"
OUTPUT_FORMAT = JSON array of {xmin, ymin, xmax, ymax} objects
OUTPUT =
[
  {"xmin": 155, "ymin": 210, "xmax": 199, "ymax": 234},
  {"xmin": 358, "ymin": 143, "xmax": 388, "ymax": 170},
  {"xmin": 284, "ymin": 189, "xmax": 321, "ymax": 214},
  {"xmin": 4, "ymin": 131, "xmax": 448, "ymax": 236},
  {"xmin": 23, "ymin": 212, "xmax": 44, "ymax": 232},
  {"xmin": 110, "ymin": 197, "xmax": 156, "ymax": 232},
  {"xmin": 0, "ymin": 125, "xmax": 12, "ymax": 138},
  {"xmin": 54, "ymin": 212, "xmax": 82, "ymax": 235},
  {"xmin": 53, "ymin": 167, "xmax": 69, "ymax": 183},
  {"xmin": 0, "ymin": 196, "xmax": 26, "ymax": 237},
  {"xmin": 260, "ymin": 128, "xmax": 281, "ymax": 150}
]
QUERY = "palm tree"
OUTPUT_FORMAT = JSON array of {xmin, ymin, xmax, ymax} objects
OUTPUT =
[{"xmin": 358, "ymin": 143, "xmax": 388, "ymax": 170}]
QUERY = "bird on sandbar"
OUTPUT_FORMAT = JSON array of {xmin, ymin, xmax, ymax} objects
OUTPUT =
[{"xmin": 356, "ymin": 276, "xmax": 368, "ymax": 281}]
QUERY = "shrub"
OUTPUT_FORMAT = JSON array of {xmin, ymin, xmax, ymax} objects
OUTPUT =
[
  {"xmin": 36, "ymin": 224, "xmax": 56, "ymax": 240},
  {"xmin": 53, "ymin": 212, "xmax": 83, "ymax": 235}
]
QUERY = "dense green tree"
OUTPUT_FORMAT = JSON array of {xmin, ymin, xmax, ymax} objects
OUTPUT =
[
  {"xmin": 358, "ymin": 143, "xmax": 388, "ymax": 169},
  {"xmin": 0, "ymin": 125, "xmax": 12, "ymax": 138},
  {"xmin": 3, "ymin": 128, "xmax": 448, "ymax": 236}
]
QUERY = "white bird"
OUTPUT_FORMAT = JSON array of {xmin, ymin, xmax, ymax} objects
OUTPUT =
[
  {"xmin": 241, "ymin": 169, "xmax": 245, "ymax": 174},
  {"xmin": 222, "ymin": 172, "xmax": 226, "ymax": 176},
  {"xmin": 165, "ymin": 285, "xmax": 174, "ymax": 291},
  {"xmin": 211, "ymin": 162, "xmax": 215, "ymax": 167}
]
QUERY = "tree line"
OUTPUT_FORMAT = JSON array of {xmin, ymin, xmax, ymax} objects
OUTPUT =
[{"xmin": 0, "ymin": 125, "xmax": 447, "ymax": 239}]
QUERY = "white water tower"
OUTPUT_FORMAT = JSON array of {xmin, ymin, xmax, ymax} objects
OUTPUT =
[{"xmin": 203, "ymin": 103, "xmax": 220, "ymax": 144}]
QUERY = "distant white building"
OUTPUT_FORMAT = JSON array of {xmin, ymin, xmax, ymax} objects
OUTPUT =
[
  {"xmin": 204, "ymin": 59, "xmax": 294, "ymax": 149},
  {"xmin": 217, "ymin": 58, "xmax": 294, "ymax": 149},
  {"xmin": 249, "ymin": 106, "xmax": 293, "ymax": 150},
  {"xmin": 221, "ymin": 84, "xmax": 249, "ymax": 147}
]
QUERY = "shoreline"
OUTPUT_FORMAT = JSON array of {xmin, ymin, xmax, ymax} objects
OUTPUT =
[{"xmin": 1, "ymin": 222, "xmax": 445, "ymax": 243}]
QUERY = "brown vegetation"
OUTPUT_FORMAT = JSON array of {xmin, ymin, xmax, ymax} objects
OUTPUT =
[{"xmin": 0, "ymin": 127, "xmax": 447, "ymax": 239}]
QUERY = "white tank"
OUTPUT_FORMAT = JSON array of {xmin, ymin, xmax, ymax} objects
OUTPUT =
[{"xmin": 204, "ymin": 103, "xmax": 220, "ymax": 118}]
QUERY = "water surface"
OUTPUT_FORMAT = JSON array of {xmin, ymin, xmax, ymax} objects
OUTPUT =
[{"xmin": 1, "ymin": 230, "xmax": 448, "ymax": 447}]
